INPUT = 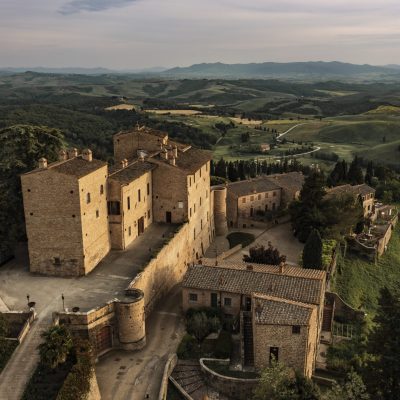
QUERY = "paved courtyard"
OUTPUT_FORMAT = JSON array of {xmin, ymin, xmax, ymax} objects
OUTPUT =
[
  {"xmin": 226, "ymin": 222, "xmax": 304, "ymax": 265},
  {"xmin": 0, "ymin": 223, "xmax": 177, "ymax": 313}
]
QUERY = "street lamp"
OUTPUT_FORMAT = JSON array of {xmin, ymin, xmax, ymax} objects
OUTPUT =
[
  {"xmin": 26, "ymin": 294, "xmax": 30, "ymax": 307},
  {"xmin": 61, "ymin": 294, "xmax": 65, "ymax": 311}
]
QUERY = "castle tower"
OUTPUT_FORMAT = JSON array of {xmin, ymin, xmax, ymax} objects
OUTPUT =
[
  {"xmin": 116, "ymin": 289, "xmax": 146, "ymax": 350},
  {"xmin": 213, "ymin": 186, "xmax": 228, "ymax": 236}
]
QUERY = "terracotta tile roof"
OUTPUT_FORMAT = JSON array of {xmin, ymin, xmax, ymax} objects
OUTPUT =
[
  {"xmin": 182, "ymin": 264, "xmax": 325, "ymax": 305},
  {"xmin": 109, "ymin": 161, "xmax": 156, "ymax": 183},
  {"xmin": 326, "ymin": 184, "xmax": 375, "ymax": 199},
  {"xmin": 24, "ymin": 156, "xmax": 107, "ymax": 178},
  {"xmin": 201, "ymin": 259, "xmax": 326, "ymax": 280},
  {"xmin": 227, "ymin": 177, "xmax": 281, "ymax": 198},
  {"xmin": 253, "ymin": 294, "xmax": 315, "ymax": 326},
  {"xmin": 266, "ymin": 172, "xmax": 305, "ymax": 193}
]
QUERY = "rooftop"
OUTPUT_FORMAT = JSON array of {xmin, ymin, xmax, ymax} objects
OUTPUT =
[
  {"xmin": 23, "ymin": 155, "xmax": 107, "ymax": 178},
  {"xmin": 267, "ymin": 171, "xmax": 305, "ymax": 193},
  {"xmin": 254, "ymin": 293, "xmax": 315, "ymax": 326},
  {"xmin": 109, "ymin": 160, "xmax": 156, "ymax": 183},
  {"xmin": 326, "ymin": 183, "xmax": 375, "ymax": 199},
  {"xmin": 182, "ymin": 263, "xmax": 325, "ymax": 305},
  {"xmin": 227, "ymin": 176, "xmax": 281, "ymax": 198}
]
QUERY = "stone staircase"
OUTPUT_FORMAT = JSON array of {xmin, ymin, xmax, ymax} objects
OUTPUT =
[
  {"xmin": 171, "ymin": 360, "xmax": 207, "ymax": 400},
  {"xmin": 0, "ymin": 318, "xmax": 48, "ymax": 400},
  {"xmin": 242, "ymin": 311, "xmax": 254, "ymax": 367}
]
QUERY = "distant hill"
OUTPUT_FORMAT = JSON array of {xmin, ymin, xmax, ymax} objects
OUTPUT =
[
  {"xmin": 0, "ymin": 66, "xmax": 167, "ymax": 75},
  {"xmin": 163, "ymin": 61, "xmax": 400, "ymax": 79}
]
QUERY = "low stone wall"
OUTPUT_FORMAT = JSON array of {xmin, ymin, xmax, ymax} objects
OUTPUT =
[
  {"xmin": 2, "ymin": 310, "xmax": 35, "ymax": 343},
  {"xmin": 217, "ymin": 244, "xmax": 242, "ymax": 261},
  {"xmin": 200, "ymin": 358, "xmax": 259, "ymax": 400},
  {"xmin": 326, "ymin": 292, "xmax": 365, "ymax": 323},
  {"xmin": 158, "ymin": 354, "xmax": 178, "ymax": 400}
]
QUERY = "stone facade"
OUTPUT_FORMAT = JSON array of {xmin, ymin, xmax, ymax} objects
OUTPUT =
[
  {"xmin": 21, "ymin": 156, "xmax": 110, "ymax": 276},
  {"xmin": 182, "ymin": 262, "xmax": 326, "ymax": 377},
  {"xmin": 226, "ymin": 172, "xmax": 304, "ymax": 228},
  {"xmin": 21, "ymin": 127, "xmax": 214, "ymax": 277}
]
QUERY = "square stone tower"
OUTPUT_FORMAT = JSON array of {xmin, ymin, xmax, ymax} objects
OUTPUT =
[{"xmin": 21, "ymin": 149, "xmax": 110, "ymax": 276}]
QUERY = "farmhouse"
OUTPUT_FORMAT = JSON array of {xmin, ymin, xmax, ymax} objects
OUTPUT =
[
  {"xmin": 182, "ymin": 260, "xmax": 326, "ymax": 377},
  {"xmin": 226, "ymin": 172, "xmax": 304, "ymax": 228}
]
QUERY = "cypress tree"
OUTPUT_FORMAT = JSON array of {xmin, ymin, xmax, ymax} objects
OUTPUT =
[{"xmin": 302, "ymin": 229, "xmax": 323, "ymax": 269}]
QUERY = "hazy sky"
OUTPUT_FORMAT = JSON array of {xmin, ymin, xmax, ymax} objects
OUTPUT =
[{"xmin": 1, "ymin": 0, "xmax": 399, "ymax": 69}]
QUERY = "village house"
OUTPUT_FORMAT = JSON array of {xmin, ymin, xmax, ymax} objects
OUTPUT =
[
  {"xmin": 181, "ymin": 260, "xmax": 326, "ymax": 377},
  {"xmin": 325, "ymin": 183, "xmax": 375, "ymax": 217},
  {"xmin": 226, "ymin": 172, "xmax": 304, "ymax": 228}
]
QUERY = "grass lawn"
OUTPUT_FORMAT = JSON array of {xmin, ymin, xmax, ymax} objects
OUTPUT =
[
  {"xmin": 332, "ymin": 223, "xmax": 400, "ymax": 317},
  {"xmin": 226, "ymin": 232, "xmax": 255, "ymax": 249}
]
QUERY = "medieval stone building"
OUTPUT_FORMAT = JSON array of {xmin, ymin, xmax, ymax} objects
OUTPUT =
[
  {"xmin": 181, "ymin": 260, "xmax": 326, "ymax": 377},
  {"xmin": 21, "ymin": 127, "xmax": 214, "ymax": 277},
  {"xmin": 226, "ymin": 172, "xmax": 304, "ymax": 228}
]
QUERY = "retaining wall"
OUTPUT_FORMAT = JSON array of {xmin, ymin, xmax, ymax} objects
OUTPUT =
[{"xmin": 200, "ymin": 358, "xmax": 259, "ymax": 400}]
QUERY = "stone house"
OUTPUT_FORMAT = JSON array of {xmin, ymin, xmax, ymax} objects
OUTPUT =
[
  {"xmin": 226, "ymin": 172, "xmax": 304, "ymax": 228},
  {"xmin": 325, "ymin": 183, "xmax": 375, "ymax": 217},
  {"xmin": 181, "ymin": 261, "xmax": 326, "ymax": 377},
  {"xmin": 21, "ymin": 127, "xmax": 214, "ymax": 277}
]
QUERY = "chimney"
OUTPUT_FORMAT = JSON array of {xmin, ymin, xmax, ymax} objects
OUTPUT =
[
  {"xmin": 161, "ymin": 148, "xmax": 168, "ymax": 160},
  {"xmin": 68, "ymin": 148, "xmax": 78, "ymax": 158},
  {"xmin": 58, "ymin": 149, "xmax": 67, "ymax": 161},
  {"xmin": 38, "ymin": 158, "xmax": 48, "ymax": 169},
  {"xmin": 173, "ymin": 145, "xmax": 178, "ymax": 158},
  {"xmin": 123, "ymin": 158, "xmax": 128, "ymax": 167},
  {"xmin": 169, "ymin": 157, "xmax": 176, "ymax": 166},
  {"xmin": 82, "ymin": 149, "xmax": 93, "ymax": 162},
  {"xmin": 279, "ymin": 261, "xmax": 285, "ymax": 274}
]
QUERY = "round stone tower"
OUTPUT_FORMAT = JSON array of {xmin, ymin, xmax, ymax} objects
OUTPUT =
[
  {"xmin": 213, "ymin": 186, "xmax": 228, "ymax": 236},
  {"xmin": 116, "ymin": 288, "xmax": 146, "ymax": 350}
]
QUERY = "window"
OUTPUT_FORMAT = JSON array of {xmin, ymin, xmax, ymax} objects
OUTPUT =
[
  {"xmin": 127, "ymin": 196, "xmax": 131, "ymax": 210},
  {"xmin": 178, "ymin": 201, "xmax": 184, "ymax": 209},
  {"xmin": 207, "ymin": 211, "xmax": 209, "ymax": 221},
  {"xmin": 128, "ymin": 226, "xmax": 132, "ymax": 236},
  {"xmin": 292, "ymin": 326, "xmax": 301, "ymax": 334},
  {"xmin": 54, "ymin": 257, "xmax": 61, "ymax": 266},
  {"xmin": 270, "ymin": 347, "xmax": 279, "ymax": 363},
  {"xmin": 273, "ymin": 191, "xmax": 277, "ymax": 197},
  {"xmin": 86, "ymin": 193, "xmax": 91, "ymax": 204},
  {"xmin": 147, "ymin": 183, "xmax": 150, "ymax": 195},
  {"xmin": 138, "ymin": 189, "xmax": 141, "ymax": 202},
  {"xmin": 96, "ymin": 210, "xmax": 99, "ymax": 218},
  {"xmin": 194, "ymin": 203, "xmax": 196, "ymax": 213},
  {"xmin": 100, "ymin": 185, "xmax": 104, "ymax": 195},
  {"xmin": 250, "ymin": 195, "xmax": 254, "ymax": 201},
  {"xmin": 189, "ymin": 293, "xmax": 198, "ymax": 302},
  {"xmin": 224, "ymin": 297, "xmax": 232, "ymax": 307},
  {"xmin": 258, "ymin": 194, "xmax": 261, "ymax": 200},
  {"xmin": 242, "ymin": 198, "xmax": 246, "ymax": 204},
  {"xmin": 193, "ymin": 228, "xmax": 196, "ymax": 239},
  {"xmin": 107, "ymin": 201, "xmax": 121, "ymax": 215},
  {"xmin": 201, "ymin": 219, "xmax": 203, "ymax": 229},
  {"xmin": 189, "ymin": 177, "xmax": 191, "ymax": 187},
  {"xmin": 190, "ymin": 208, "xmax": 192, "ymax": 217},
  {"xmin": 265, "ymin": 193, "xmax": 269, "ymax": 199},
  {"xmin": 200, "ymin": 197, "xmax": 202, "ymax": 206},
  {"xmin": 148, "ymin": 210, "xmax": 151, "ymax": 219}
]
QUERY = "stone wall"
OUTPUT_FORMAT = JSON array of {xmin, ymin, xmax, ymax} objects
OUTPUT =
[
  {"xmin": 200, "ymin": 358, "xmax": 259, "ymax": 400},
  {"xmin": 158, "ymin": 354, "xmax": 178, "ymax": 400},
  {"xmin": 252, "ymin": 306, "xmax": 318, "ymax": 378}
]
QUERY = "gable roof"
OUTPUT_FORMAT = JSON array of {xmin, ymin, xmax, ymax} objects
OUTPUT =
[
  {"xmin": 253, "ymin": 294, "xmax": 315, "ymax": 326},
  {"xmin": 227, "ymin": 177, "xmax": 281, "ymax": 198},
  {"xmin": 182, "ymin": 264, "xmax": 325, "ymax": 306},
  {"xmin": 109, "ymin": 161, "xmax": 156, "ymax": 183},
  {"xmin": 23, "ymin": 156, "xmax": 107, "ymax": 179},
  {"xmin": 326, "ymin": 183, "xmax": 375, "ymax": 199},
  {"xmin": 266, "ymin": 172, "xmax": 305, "ymax": 193}
]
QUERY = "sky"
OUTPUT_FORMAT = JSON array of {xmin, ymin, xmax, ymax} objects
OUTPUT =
[{"xmin": 1, "ymin": 0, "xmax": 400, "ymax": 69}]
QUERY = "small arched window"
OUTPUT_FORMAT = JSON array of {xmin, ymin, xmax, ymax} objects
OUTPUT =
[
  {"xmin": 100, "ymin": 185, "xmax": 104, "ymax": 195},
  {"xmin": 87, "ymin": 193, "xmax": 91, "ymax": 204}
]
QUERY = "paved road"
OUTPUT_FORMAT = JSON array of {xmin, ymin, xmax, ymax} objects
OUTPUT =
[
  {"xmin": 95, "ymin": 285, "xmax": 184, "ymax": 400},
  {"xmin": 276, "ymin": 123, "xmax": 307, "ymax": 140}
]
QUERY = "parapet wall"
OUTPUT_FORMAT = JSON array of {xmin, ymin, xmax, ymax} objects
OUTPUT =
[{"xmin": 200, "ymin": 358, "xmax": 259, "ymax": 400}]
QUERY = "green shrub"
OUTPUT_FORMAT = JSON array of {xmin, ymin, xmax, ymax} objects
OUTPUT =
[
  {"xmin": 177, "ymin": 334, "xmax": 197, "ymax": 359},
  {"xmin": 214, "ymin": 330, "xmax": 232, "ymax": 359},
  {"xmin": 227, "ymin": 232, "xmax": 255, "ymax": 249}
]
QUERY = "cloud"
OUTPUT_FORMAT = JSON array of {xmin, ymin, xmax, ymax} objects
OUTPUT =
[{"xmin": 59, "ymin": 0, "xmax": 139, "ymax": 15}]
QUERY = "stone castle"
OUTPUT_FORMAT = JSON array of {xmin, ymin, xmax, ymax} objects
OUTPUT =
[{"xmin": 21, "ymin": 126, "xmax": 216, "ymax": 277}]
